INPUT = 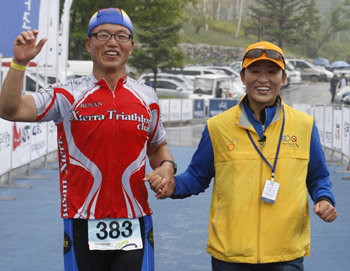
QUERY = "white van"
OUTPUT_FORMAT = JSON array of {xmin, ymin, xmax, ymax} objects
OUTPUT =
[{"xmin": 191, "ymin": 74, "xmax": 245, "ymax": 104}]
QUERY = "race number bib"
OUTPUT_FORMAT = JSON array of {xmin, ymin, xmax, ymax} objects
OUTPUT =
[{"xmin": 88, "ymin": 218, "xmax": 143, "ymax": 251}]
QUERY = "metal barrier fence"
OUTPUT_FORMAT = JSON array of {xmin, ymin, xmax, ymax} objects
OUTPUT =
[
  {"xmin": 1, "ymin": 99, "xmax": 349, "ymax": 200},
  {"xmin": 293, "ymin": 103, "xmax": 350, "ymax": 171}
]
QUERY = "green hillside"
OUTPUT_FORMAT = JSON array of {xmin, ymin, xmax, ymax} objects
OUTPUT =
[{"xmin": 178, "ymin": 1, "xmax": 350, "ymax": 64}]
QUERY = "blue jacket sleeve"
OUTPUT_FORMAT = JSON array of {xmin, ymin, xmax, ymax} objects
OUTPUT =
[
  {"xmin": 306, "ymin": 123, "xmax": 336, "ymax": 206},
  {"xmin": 172, "ymin": 125, "xmax": 215, "ymax": 198}
]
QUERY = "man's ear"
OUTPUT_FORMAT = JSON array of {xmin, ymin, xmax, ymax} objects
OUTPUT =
[
  {"xmin": 282, "ymin": 71, "xmax": 287, "ymax": 84},
  {"xmin": 129, "ymin": 40, "xmax": 135, "ymax": 56},
  {"xmin": 85, "ymin": 37, "xmax": 91, "ymax": 53}
]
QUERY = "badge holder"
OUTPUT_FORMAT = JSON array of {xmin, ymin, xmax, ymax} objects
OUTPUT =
[{"xmin": 261, "ymin": 174, "xmax": 280, "ymax": 204}]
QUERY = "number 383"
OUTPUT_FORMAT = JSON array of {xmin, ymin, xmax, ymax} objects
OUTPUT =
[{"xmin": 96, "ymin": 220, "xmax": 133, "ymax": 240}]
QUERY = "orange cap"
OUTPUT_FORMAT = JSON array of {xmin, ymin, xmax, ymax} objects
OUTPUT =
[{"xmin": 242, "ymin": 41, "xmax": 285, "ymax": 70}]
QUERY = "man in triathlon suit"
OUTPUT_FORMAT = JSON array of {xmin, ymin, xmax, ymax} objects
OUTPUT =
[{"xmin": 0, "ymin": 8, "xmax": 176, "ymax": 271}]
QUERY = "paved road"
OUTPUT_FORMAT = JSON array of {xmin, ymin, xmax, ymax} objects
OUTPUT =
[{"xmin": 281, "ymin": 82, "xmax": 332, "ymax": 105}]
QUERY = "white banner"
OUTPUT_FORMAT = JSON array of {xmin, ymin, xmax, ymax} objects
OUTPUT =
[
  {"xmin": 324, "ymin": 106, "xmax": 333, "ymax": 149},
  {"xmin": 30, "ymin": 122, "xmax": 47, "ymax": 160},
  {"xmin": 159, "ymin": 99, "xmax": 170, "ymax": 122},
  {"xmin": 181, "ymin": 99, "xmax": 193, "ymax": 120},
  {"xmin": 302, "ymin": 104, "xmax": 312, "ymax": 116},
  {"xmin": 47, "ymin": 121, "xmax": 57, "ymax": 153},
  {"xmin": 0, "ymin": 119, "xmax": 12, "ymax": 175},
  {"xmin": 332, "ymin": 106, "xmax": 342, "ymax": 152},
  {"xmin": 169, "ymin": 100, "xmax": 181, "ymax": 121},
  {"xmin": 292, "ymin": 103, "xmax": 300, "ymax": 111},
  {"xmin": 12, "ymin": 122, "xmax": 32, "ymax": 169},
  {"xmin": 35, "ymin": 0, "xmax": 60, "ymax": 68},
  {"xmin": 293, "ymin": 103, "xmax": 313, "ymax": 116},
  {"xmin": 313, "ymin": 105, "xmax": 325, "ymax": 146},
  {"xmin": 343, "ymin": 106, "xmax": 350, "ymax": 157}
]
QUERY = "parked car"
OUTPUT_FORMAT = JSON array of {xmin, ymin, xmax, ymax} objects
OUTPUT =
[
  {"xmin": 162, "ymin": 66, "xmax": 226, "ymax": 83},
  {"xmin": 285, "ymin": 60, "xmax": 302, "ymax": 84},
  {"xmin": 287, "ymin": 58, "xmax": 333, "ymax": 82},
  {"xmin": 138, "ymin": 72, "xmax": 194, "ymax": 91},
  {"xmin": 334, "ymin": 86, "xmax": 350, "ymax": 105},
  {"xmin": 204, "ymin": 66, "xmax": 239, "ymax": 77},
  {"xmin": 191, "ymin": 74, "xmax": 245, "ymax": 105},
  {"xmin": 151, "ymin": 78, "xmax": 192, "ymax": 98},
  {"xmin": 229, "ymin": 61, "xmax": 242, "ymax": 73}
]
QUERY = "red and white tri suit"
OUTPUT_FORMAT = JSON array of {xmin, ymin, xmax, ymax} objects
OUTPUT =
[{"xmin": 31, "ymin": 74, "xmax": 166, "ymax": 220}]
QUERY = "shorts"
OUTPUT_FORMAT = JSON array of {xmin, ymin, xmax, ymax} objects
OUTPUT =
[{"xmin": 63, "ymin": 215, "xmax": 154, "ymax": 271}]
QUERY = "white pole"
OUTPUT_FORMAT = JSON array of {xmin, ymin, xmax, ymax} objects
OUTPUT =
[{"xmin": 58, "ymin": 0, "xmax": 74, "ymax": 81}]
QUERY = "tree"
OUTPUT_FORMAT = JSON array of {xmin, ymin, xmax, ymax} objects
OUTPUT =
[
  {"xmin": 234, "ymin": 0, "xmax": 245, "ymax": 38},
  {"xmin": 244, "ymin": 0, "xmax": 309, "ymax": 48},
  {"xmin": 298, "ymin": 0, "xmax": 321, "ymax": 58},
  {"xmin": 128, "ymin": 0, "xmax": 189, "ymax": 89},
  {"xmin": 310, "ymin": 0, "xmax": 350, "ymax": 58}
]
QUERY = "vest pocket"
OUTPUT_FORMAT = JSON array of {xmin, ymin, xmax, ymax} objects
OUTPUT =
[{"xmin": 213, "ymin": 199, "xmax": 222, "ymax": 230}]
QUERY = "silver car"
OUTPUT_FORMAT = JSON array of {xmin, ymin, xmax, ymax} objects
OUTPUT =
[
  {"xmin": 334, "ymin": 86, "xmax": 350, "ymax": 105},
  {"xmin": 152, "ymin": 78, "xmax": 192, "ymax": 98}
]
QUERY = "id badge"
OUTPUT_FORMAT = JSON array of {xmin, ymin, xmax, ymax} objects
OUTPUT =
[
  {"xmin": 88, "ymin": 218, "xmax": 143, "ymax": 251},
  {"xmin": 261, "ymin": 180, "xmax": 280, "ymax": 204}
]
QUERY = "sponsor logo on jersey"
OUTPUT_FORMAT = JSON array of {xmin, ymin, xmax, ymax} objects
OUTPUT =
[
  {"xmin": 62, "ymin": 179, "xmax": 68, "ymax": 218},
  {"xmin": 70, "ymin": 110, "xmax": 151, "ymax": 132},
  {"xmin": 80, "ymin": 101, "xmax": 103, "ymax": 108}
]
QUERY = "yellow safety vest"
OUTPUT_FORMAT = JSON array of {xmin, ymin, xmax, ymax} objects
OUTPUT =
[{"xmin": 206, "ymin": 101, "xmax": 313, "ymax": 264}]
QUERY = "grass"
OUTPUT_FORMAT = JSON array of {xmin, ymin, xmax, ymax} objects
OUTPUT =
[{"xmin": 179, "ymin": 21, "xmax": 256, "ymax": 48}]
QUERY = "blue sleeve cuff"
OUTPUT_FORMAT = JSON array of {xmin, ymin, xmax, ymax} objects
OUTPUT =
[{"xmin": 172, "ymin": 125, "xmax": 215, "ymax": 198}]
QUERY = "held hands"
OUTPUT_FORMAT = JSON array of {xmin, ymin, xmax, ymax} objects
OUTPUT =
[
  {"xmin": 313, "ymin": 200, "xmax": 338, "ymax": 222},
  {"xmin": 13, "ymin": 30, "xmax": 47, "ymax": 66},
  {"xmin": 144, "ymin": 163, "xmax": 175, "ymax": 199}
]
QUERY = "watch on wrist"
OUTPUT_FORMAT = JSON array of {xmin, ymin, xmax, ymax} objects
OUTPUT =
[{"xmin": 159, "ymin": 159, "xmax": 177, "ymax": 174}]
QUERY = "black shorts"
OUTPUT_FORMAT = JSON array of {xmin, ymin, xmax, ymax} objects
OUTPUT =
[{"xmin": 63, "ymin": 216, "xmax": 154, "ymax": 271}]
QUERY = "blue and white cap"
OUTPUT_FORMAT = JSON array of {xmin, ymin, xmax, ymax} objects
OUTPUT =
[{"xmin": 88, "ymin": 8, "xmax": 134, "ymax": 36}]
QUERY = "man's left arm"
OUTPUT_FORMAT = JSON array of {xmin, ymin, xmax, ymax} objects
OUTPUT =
[
  {"xmin": 145, "ymin": 141, "xmax": 175, "ymax": 199},
  {"xmin": 306, "ymin": 123, "xmax": 337, "ymax": 222}
]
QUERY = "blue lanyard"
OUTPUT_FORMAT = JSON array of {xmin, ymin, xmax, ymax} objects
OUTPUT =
[{"xmin": 245, "ymin": 105, "xmax": 285, "ymax": 181}]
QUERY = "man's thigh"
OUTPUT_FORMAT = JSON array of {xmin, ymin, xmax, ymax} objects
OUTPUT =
[{"xmin": 63, "ymin": 216, "xmax": 154, "ymax": 271}]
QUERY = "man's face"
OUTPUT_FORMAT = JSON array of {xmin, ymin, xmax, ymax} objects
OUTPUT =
[
  {"xmin": 240, "ymin": 60, "xmax": 286, "ymax": 111},
  {"xmin": 85, "ymin": 23, "xmax": 134, "ymax": 74}
]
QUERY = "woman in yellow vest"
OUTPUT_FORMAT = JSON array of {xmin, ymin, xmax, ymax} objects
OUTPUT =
[{"xmin": 146, "ymin": 41, "xmax": 338, "ymax": 271}]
